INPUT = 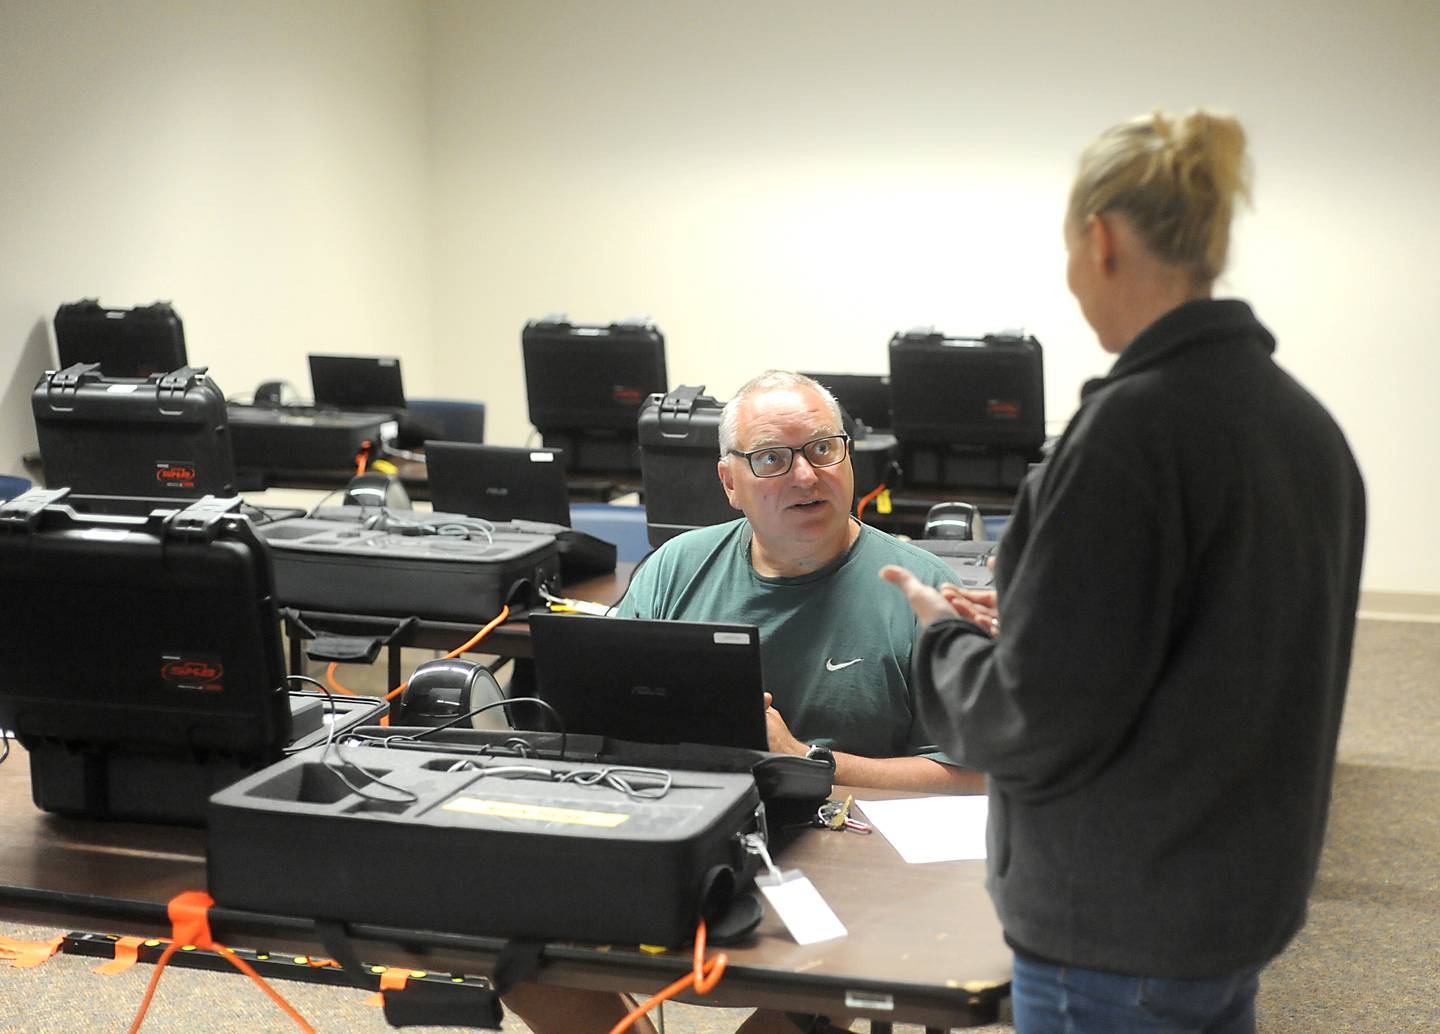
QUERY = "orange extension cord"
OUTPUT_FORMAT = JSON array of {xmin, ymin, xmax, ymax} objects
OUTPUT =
[
  {"xmin": 607, "ymin": 920, "xmax": 727, "ymax": 1034},
  {"xmin": 127, "ymin": 892, "xmax": 314, "ymax": 1034},
  {"xmin": 855, "ymin": 482, "xmax": 887, "ymax": 521},
  {"xmin": 324, "ymin": 605, "xmax": 512, "ymax": 725}
]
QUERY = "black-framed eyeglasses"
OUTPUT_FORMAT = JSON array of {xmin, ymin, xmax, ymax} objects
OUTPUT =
[{"xmin": 729, "ymin": 434, "xmax": 851, "ymax": 478}]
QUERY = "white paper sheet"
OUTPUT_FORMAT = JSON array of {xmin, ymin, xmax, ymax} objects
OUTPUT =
[{"xmin": 854, "ymin": 795, "xmax": 989, "ymax": 863}]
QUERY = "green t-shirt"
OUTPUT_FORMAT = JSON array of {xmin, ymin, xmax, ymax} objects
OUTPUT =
[{"xmin": 616, "ymin": 518, "xmax": 957, "ymax": 760}]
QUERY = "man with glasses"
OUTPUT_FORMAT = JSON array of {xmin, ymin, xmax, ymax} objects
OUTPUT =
[
  {"xmin": 508, "ymin": 371, "xmax": 978, "ymax": 1034},
  {"xmin": 617, "ymin": 370, "xmax": 979, "ymax": 794}
]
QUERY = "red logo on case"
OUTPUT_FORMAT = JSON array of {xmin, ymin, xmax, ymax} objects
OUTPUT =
[
  {"xmin": 155, "ymin": 463, "xmax": 198, "ymax": 486},
  {"xmin": 161, "ymin": 657, "xmax": 224, "ymax": 692}
]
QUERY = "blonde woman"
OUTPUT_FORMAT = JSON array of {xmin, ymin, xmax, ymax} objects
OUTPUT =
[{"xmin": 885, "ymin": 111, "xmax": 1366, "ymax": 1033}]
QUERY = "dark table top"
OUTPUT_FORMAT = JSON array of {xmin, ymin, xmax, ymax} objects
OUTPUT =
[{"xmin": 0, "ymin": 741, "xmax": 1009, "ymax": 1027}]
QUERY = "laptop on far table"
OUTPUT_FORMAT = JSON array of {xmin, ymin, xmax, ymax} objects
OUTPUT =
[
  {"xmin": 308, "ymin": 354, "xmax": 407, "ymax": 412},
  {"xmin": 426, "ymin": 442, "xmax": 571, "ymax": 527},
  {"xmin": 529, "ymin": 613, "xmax": 768, "ymax": 750}
]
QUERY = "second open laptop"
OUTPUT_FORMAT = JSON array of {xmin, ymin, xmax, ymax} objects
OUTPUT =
[
  {"xmin": 308, "ymin": 353, "xmax": 407, "ymax": 412},
  {"xmin": 528, "ymin": 613, "xmax": 768, "ymax": 751},
  {"xmin": 426, "ymin": 442, "xmax": 572, "ymax": 527}
]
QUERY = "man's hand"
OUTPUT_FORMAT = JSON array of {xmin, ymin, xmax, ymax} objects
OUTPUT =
[
  {"xmin": 881, "ymin": 565, "xmax": 999, "ymax": 636},
  {"xmin": 763, "ymin": 691, "xmax": 807, "ymax": 756},
  {"xmin": 767, "ymin": 692, "xmax": 985, "ymax": 793}
]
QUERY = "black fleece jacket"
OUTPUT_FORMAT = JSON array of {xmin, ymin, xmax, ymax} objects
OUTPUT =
[{"xmin": 913, "ymin": 299, "xmax": 1366, "ymax": 978}]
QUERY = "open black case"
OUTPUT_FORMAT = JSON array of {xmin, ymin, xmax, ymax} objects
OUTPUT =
[
  {"xmin": 0, "ymin": 489, "xmax": 384, "ymax": 823},
  {"xmin": 208, "ymin": 728, "xmax": 832, "ymax": 947}
]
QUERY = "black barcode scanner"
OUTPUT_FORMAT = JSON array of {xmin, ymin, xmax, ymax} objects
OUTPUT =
[{"xmin": 397, "ymin": 658, "xmax": 509, "ymax": 729}]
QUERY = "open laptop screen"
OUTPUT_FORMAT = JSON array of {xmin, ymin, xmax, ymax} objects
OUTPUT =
[
  {"xmin": 799, "ymin": 371, "xmax": 893, "ymax": 433},
  {"xmin": 308, "ymin": 354, "xmax": 407, "ymax": 411},
  {"xmin": 529, "ymin": 613, "xmax": 767, "ymax": 750},
  {"xmin": 427, "ymin": 442, "xmax": 571, "ymax": 527}
]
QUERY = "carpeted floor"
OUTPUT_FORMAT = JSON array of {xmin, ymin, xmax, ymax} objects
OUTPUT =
[
  {"xmin": 1253, "ymin": 618, "xmax": 1440, "ymax": 1034},
  {"xmin": 2, "ymin": 617, "xmax": 1436, "ymax": 1033}
]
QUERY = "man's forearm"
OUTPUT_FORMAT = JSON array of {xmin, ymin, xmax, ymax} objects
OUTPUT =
[{"xmin": 832, "ymin": 753, "xmax": 985, "ymax": 794}]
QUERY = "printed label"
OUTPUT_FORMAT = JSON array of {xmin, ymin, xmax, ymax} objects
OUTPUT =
[
  {"xmin": 441, "ymin": 797, "xmax": 630, "ymax": 828},
  {"xmin": 713, "ymin": 632, "xmax": 753, "ymax": 646}
]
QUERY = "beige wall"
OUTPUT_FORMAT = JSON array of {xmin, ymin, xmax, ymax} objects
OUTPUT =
[
  {"xmin": 427, "ymin": 0, "xmax": 1440, "ymax": 596},
  {"xmin": 2, "ymin": 0, "xmax": 1436, "ymax": 595},
  {"xmin": 0, "ymin": 0, "xmax": 432, "ymax": 463}
]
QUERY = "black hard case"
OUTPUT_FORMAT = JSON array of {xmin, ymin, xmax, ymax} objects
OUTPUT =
[
  {"xmin": 888, "ymin": 330, "xmax": 1045, "ymax": 489},
  {"xmin": 522, "ymin": 316, "xmax": 667, "ymax": 433},
  {"xmin": 0, "ymin": 494, "xmax": 291, "ymax": 821},
  {"xmin": 637, "ymin": 386, "xmax": 736, "ymax": 547},
  {"xmin": 889, "ymin": 331, "xmax": 1045, "ymax": 449},
  {"xmin": 227, "ymin": 403, "xmax": 391, "ymax": 476},
  {"xmin": 33, "ymin": 364, "xmax": 237, "ymax": 498},
  {"xmin": 255, "ymin": 510, "xmax": 560, "ymax": 623},
  {"xmin": 522, "ymin": 316, "xmax": 667, "ymax": 473},
  {"xmin": 208, "ymin": 744, "xmax": 763, "ymax": 947},
  {"xmin": 54, "ymin": 298, "xmax": 187, "ymax": 378}
]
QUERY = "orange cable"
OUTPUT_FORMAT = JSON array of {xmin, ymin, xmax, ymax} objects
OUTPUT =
[
  {"xmin": 325, "ymin": 661, "xmax": 357, "ymax": 696},
  {"xmin": 607, "ymin": 920, "xmax": 727, "ymax": 1034},
  {"xmin": 127, "ymin": 892, "xmax": 315, "ymax": 1034},
  {"xmin": 855, "ymin": 482, "xmax": 886, "ymax": 521},
  {"xmin": 374, "ymin": 604, "xmax": 510, "ymax": 726},
  {"xmin": 324, "ymin": 605, "xmax": 510, "ymax": 705}
]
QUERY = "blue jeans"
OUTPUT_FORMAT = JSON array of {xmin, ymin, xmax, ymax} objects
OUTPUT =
[{"xmin": 1010, "ymin": 952, "xmax": 1263, "ymax": 1034}]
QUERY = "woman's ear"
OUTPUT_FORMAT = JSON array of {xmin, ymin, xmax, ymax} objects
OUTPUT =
[{"xmin": 1089, "ymin": 213, "xmax": 1118, "ymax": 274}]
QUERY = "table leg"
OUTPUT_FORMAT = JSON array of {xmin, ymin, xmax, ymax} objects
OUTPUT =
[{"xmin": 388, "ymin": 641, "xmax": 403, "ymax": 719}]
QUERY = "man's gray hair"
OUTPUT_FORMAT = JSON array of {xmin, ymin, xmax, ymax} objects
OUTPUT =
[{"xmin": 717, "ymin": 371, "xmax": 845, "ymax": 457}]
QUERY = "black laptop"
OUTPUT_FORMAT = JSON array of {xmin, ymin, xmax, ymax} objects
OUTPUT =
[
  {"xmin": 427, "ymin": 442, "xmax": 571, "ymax": 526},
  {"xmin": 308, "ymin": 354, "xmax": 407, "ymax": 411},
  {"xmin": 529, "ymin": 613, "xmax": 768, "ymax": 750}
]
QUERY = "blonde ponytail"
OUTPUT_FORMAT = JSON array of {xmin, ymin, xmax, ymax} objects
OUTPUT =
[{"xmin": 1068, "ymin": 109, "xmax": 1253, "ymax": 284}]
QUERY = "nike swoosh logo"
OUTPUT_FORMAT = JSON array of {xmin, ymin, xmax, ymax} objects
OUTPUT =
[{"xmin": 825, "ymin": 658, "xmax": 863, "ymax": 672}]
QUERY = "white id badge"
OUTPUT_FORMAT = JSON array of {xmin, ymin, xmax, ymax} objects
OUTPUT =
[{"xmin": 756, "ymin": 869, "xmax": 847, "ymax": 945}]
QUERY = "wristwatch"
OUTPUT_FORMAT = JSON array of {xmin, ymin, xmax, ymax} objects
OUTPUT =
[{"xmin": 804, "ymin": 744, "xmax": 835, "ymax": 767}]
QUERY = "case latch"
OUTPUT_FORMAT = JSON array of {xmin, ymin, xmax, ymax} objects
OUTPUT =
[
  {"xmin": 163, "ymin": 494, "xmax": 241, "ymax": 540},
  {"xmin": 156, "ymin": 365, "xmax": 209, "ymax": 415},
  {"xmin": 44, "ymin": 362, "xmax": 103, "ymax": 412},
  {"xmin": 0, "ymin": 487, "xmax": 71, "ymax": 531}
]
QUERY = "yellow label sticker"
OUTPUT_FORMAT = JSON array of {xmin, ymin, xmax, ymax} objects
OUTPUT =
[
  {"xmin": 876, "ymin": 489, "xmax": 892, "ymax": 515},
  {"xmin": 441, "ymin": 797, "xmax": 630, "ymax": 828}
]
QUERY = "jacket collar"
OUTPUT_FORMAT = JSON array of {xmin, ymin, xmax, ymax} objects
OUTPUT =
[{"xmin": 1081, "ymin": 299, "xmax": 1275, "ymax": 401}]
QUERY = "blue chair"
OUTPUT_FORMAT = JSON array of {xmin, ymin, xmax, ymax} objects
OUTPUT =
[
  {"xmin": 569, "ymin": 503, "xmax": 651, "ymax": 563},
  {"xmin": 982, "ymin": 515, "xmax": 1010, "ymax": 540},
  {"xmin": 407, "ymin": 398, "xmax": 486, "ymax": 444},
  {"xmin": 0, "ymin": 475, "xmax": 32, "ymax": 502}
]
